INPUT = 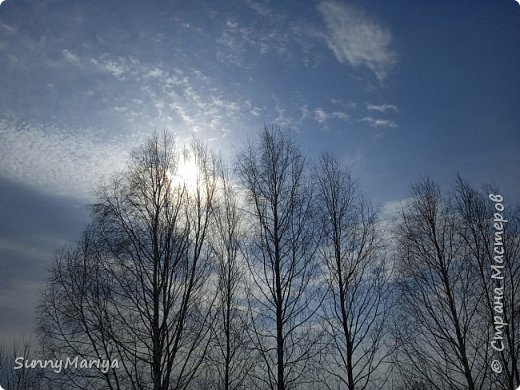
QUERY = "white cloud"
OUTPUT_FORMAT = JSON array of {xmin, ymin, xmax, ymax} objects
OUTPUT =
[
  {"xmin": 86, "ymin": 53, "xmax": 259, "ymax": 136},
  {"xmin": 377, "ymin": 198, "xmax": 412, "ymax": 246},
  {"xmin": 0, "ymin": 22, "xmax": 16, "ymax": 34},
  {"xmin": 214, "ymin": 2, "xmax": 330, "ymax": 69},
  {"xmin": 61, "ymin": 49, "xmax": 80, "ymax": 64},
  {"xmin": 331, "ymin": 98, "xmax": 357, "ymax": 110},
  {"xmin": 272, "ymin": 96, "xmax": 291, "ymax": 127},
  {"xmin": 317, "ymin": 1, "xmax": 396, "ymax": 80},
  {"xmin": 90, "ymin": 55, "xmax": 133, "ymax": 79},
  {"xmin": 332, "ymin": 111, "xmax": 349, "ymax": 120},
  {"xmin": 216, "ymin": 14, "xmax": 298, "ymax": 67},
  {"xmin": 298, "ymin": 105, "xmax": 310, "ymax": 121},
  {"xmin": 244, "ymin": 0, "xmax": 277, "ymax": 18},
  {"xmin": 0, "ymin": 117, "xmax": 145, "ymax": 200},
  {"xmin": 361, "ymin": 117, "xmax": 397, "ymax": 128},
  {"xmin": 366, "ymin": 103, "xmax": 398, "ymax": 112},
  {"xmin": 216, "ymin": 20, "xmax": 250, "ymax": 66},
  {"xmin": 313, "ymin": 107, "xmax": 349, "ymax": 123},
  {"xmin": 314, "ymin": 108, "xmax": 329, "ymax": 123},
  {"xmin": 145, "ymin": 67, "xmax": 166, "ymax": 79},
  {"xmin": 380, "ymin": 199, "xmax": 406, "ymax": 221}
]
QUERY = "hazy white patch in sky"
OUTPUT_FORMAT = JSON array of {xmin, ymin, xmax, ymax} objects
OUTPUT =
[
  {"xmin": 61, "ymin": 49, "xmax": 80, "ymax": 64},
  {"xmin": 313, "ymin": 107, "xmax": 349, "ymax": 123},
  {"xmin": 314, "ymin": 108, "xmax": 329, "ymax": 123},
  {"xmin": 376, "ymin": 198, "xmax": 410, "ymax": 253},
  {"xmin": 216, "ymin": 18, "xmax": 291, "ymax": 65},
  {"xmin": 217, "ymin": 20, "xmax": 250, "ymax": 67},
  {"xmin": 244, "ymin": 0, "xmax": 277, "ymax": 18},
  {"xmin": 84, "ymin": 53, "xmax": 258, "ymax": 137},
  {"xmin": 331, "ymin": 98, "xmax": 357, "ymax": 110},
  {"xmin": 366, "ymin": 103, "xmax": 398, "ymax": 112},
  {"xmin": 361, "ymin": 116, "xmax": 397, "ymax": 129},
  {"xmin": 272, "ymin": 97, "xmax": 291, "ymax": 128},
  {"xmin": 0, "ymin": 117, "xmax": 144, "ymax": 201},
  {"xmin": 90, "ymin": 56, "xmax": 132, "ymax": 79},
  {"xmin": 0, "ymin": 22, "xmax": 16, "ymax": 34},
  {"xmin": 269, "ymin": 95, "xmax": 312, "ymax": 131},
  {"xmin": 332, "ymin": 111, "xmax": 349, "ymax": 120},
  {"xmin": 380, "ymin": 198, "xmax": 408, "ymax": 221},
  {"xmin": 298, "ymin": 105, "xmax": 310, "ymax": 121},
  {"xmin": 318, "ymin": 1, "xmax": 396, "ymax": 80},
  {"xmin": 216, "ymin": 11, "xmax": 300, "ymax": 67},
  {"xmin": 144, "ymin": 67, "xmax": 166, "ymax": 79},
  {"xmin": 244, "ymin": 99, "xmax": 262, "ymax": 117}
]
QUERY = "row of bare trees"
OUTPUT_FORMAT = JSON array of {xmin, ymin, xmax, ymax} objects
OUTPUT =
[
  {"xmin": 392, "ymin": 177, "xmax": 520, "ymax": 390},
  {"xmin": 14, "ymin": 126, "xmax": 516, "ymax": 389}
]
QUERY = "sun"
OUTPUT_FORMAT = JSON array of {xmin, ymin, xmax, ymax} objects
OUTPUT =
[{"xmin": 168, "ymin": 154, "xmax": 199, "ymax": 191}]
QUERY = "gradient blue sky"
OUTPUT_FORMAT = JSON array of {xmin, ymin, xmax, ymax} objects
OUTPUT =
[{"xmin": 0, "ymin": 0, "xmax": 519, "ymax": 342}]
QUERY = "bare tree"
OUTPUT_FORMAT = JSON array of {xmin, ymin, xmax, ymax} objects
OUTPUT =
[
  {"xmin": 236, "ymin": 126, "xmax": 323, "ymax": 390},
  {"xmin": 0, "ymin": 340, "xmax": 43, "ymax": 390},
  {"xmin": 206, "ymin": 159, "xmax": 253, "ymax": 390},
  {"xmin": 315, "ymin": 153, "xmax": 391, "ymax": 390},
  {"xmin": 454, "ymin": 176, "xmax": 520, "ymax": 389},
  {"xmin": 38, "ymin": 132, "xmax": 219, "ymax": 390},
  {"xmin": 38, "ymin": 230, "xmax": 122, "ymax": 389},
  {"xmin": 393, "ymin": 178, "xmax": 490, "ymax": 390}
]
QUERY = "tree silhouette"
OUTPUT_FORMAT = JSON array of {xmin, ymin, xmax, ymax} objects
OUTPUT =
[
  {"xmin": 315, "ymin": 153, "xmax": 392, "ymax": 390},
  {"xmin": 39, "ymin": 133, "xmax": 219, "ymax": 390},
  {"xmin": 393, "ymin": 178, "xmax": 490, "ymax": 390},
  {"xmin": 236, "ymin": 126, "xmax": 324, "ymax": 390}
]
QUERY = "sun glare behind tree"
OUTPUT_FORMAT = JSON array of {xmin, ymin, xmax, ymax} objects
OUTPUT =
[{"xmin": 167, "ymin": 149, "xmax": 200, "ymax": 192}]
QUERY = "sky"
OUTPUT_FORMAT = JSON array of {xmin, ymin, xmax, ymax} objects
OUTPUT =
[{"xmin": 0, "ymin": 0, "xmax": 519, "ymax": 343}]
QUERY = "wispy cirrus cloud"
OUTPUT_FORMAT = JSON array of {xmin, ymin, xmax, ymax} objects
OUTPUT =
[
  {"xmin": 217, "ymin": 18, "xmax": 292, "ymax": 67},
  {"xmin": 84, "ymin": 53, "xmax": 262, "ymax": 135},
  {"xmin": 0, "ymin": 48, "xmax": 267, "ymax": 201},
  {"xmin": 216, "ymin": 1, "xmax": 325, "ymax": 69},
  {"xmin": 366, "ymin": 103, "xmax": 398, "ymax": 113},
  {"xmin": 361, "ymin": 116, "xmax": 398, "ymax": 129},
  {"xmin": 90, "ymin": 56, "xmax": 132, "ymax": 79},
  {"xmin": 61, "ymin": 49, "xmax": 80, "ymax": 64},
  {"xmin": 313, "ymin": 107, "xmax": 349, "ymax": 124},
  {"xmin": 317, "ymin": 1, "xmax": 396, "ymax": 80},
  {"xmin": 361, "ymin": 102, "xmax": 399, "ymax": 129},
  {"xmin": 0, "ymin": 116, "xmax": 143, "ymax": 200}
]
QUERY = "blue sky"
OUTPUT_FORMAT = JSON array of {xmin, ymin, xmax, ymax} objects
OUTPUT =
[{"xmin": 0, "ymin": 0, "xmax": 519, "ymax": 341}]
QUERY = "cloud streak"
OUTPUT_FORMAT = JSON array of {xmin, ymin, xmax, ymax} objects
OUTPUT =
[
  {"xmin": 313, "ymin": 107, "xmax": 349, "ymax": 124},
  {"xmin": 317, "ymin": 1, "xmax": 396, "ymax": 80},
  {"xmin": 0, "ymin": 117, "xmax": 143, "ymax": 200},
  {"xmin": 361, "ymin": 116, "xmax": 398, "ymax": 129},
  {"xmin": 86, "ymin": 53, "xmax": 261, "ymax": 136},
  {"xmin": 366, "ymin": 103, "xmax": 398, "ymax": 113}
]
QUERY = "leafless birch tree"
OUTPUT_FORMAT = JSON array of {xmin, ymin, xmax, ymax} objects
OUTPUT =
[
  {"xmin": 205, "ymin": 159, "xmax": 253, "ymax": 390},
  {"xmin": 236, "ymin": 126, "xmax": 323, "ymax": 390},
  {"xmin": 0, "ymin": 341, "xmax": 43, "ymax": 390},
  {"xmin": 454, "ymin": 176, "xmax": 520, "ymax": 389},
  {"xmin": 393, "ymin": 178, "xmax": 490, "ymax": 390},
  {"xmin": 315, "ymin": 153, "xmax": 391, "ymax": 390},
  {"xmin": 38, "ymin": 132, "xmax": 219, "ymax": 390}
]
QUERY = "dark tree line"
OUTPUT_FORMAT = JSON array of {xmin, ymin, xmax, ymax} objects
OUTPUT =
[
  {"xmin": 21, "ymin": 126, "xmax": 519, "ymax": 390},
  {"xmin": 392, "ymin": 177, "xmax": 520, "ymax": 390}
]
